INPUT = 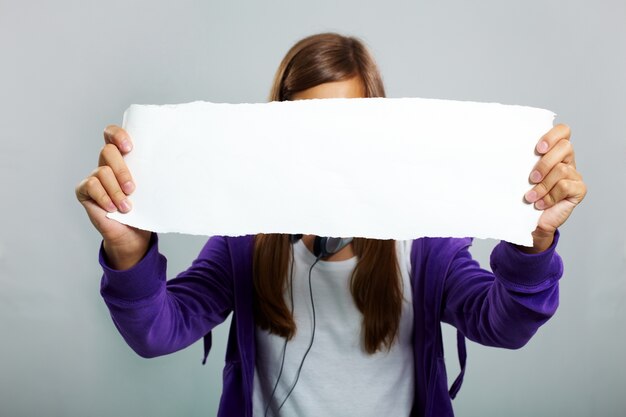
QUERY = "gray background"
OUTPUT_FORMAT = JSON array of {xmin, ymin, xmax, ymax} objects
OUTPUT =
[{"xmin": 1, "ymin": 0, "xmax": 624, "ymax": 416}]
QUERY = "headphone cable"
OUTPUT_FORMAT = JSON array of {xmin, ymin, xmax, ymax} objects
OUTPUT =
[{"xmin": 275, "ymin": 255, "xmax": 321, "ymax": 413}]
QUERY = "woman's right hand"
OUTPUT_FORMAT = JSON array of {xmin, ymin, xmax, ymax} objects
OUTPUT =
[{"xmin": 75, "ymin": 125, "xmax": 151, "ymax": 270}]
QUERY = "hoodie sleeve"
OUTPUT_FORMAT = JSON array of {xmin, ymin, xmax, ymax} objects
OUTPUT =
[
  {"xmin": 441, "ymin": 230, "xmax": 564, "ymax": 349},
  {"xmin": 99, "ymin": 233, "xmax": 234, "ymax": 358}
]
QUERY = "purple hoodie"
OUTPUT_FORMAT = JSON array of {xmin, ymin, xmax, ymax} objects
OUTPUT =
[{"xmin": 100, "ymin": 231, "xmax": 562, "ymax": 416}]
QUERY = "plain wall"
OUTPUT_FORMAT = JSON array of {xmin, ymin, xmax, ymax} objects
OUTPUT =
[{"xmin": 1, "ymin": 0, "xmax": 624, "ymax": 416}]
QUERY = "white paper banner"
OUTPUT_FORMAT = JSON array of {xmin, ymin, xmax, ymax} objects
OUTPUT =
[{"xmin": 107, "ymin": 98, "xmax": 555, "ymax": 245}]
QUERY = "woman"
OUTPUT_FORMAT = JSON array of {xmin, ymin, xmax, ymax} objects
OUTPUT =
[{"xmin": 76, "ymin": 33, "xmax": 587, "ymax": 417}]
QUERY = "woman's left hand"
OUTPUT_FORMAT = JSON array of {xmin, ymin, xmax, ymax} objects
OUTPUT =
[{"xmin": 520, "ymin": 124, "xmax": 587, "ymax": 253}]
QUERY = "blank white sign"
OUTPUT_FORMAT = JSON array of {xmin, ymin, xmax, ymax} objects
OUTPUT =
[{"xmin": 107, "ymin": 98, "xmax": 554, "ymax": 246}]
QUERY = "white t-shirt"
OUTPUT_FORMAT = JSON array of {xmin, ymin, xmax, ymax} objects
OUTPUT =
[{"xmin": 253, "ymin": 239, "xmax": 415, "ymax": 417}]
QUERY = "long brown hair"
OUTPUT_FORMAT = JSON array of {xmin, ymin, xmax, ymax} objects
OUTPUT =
[{"xmin": 253, "ymin": 33, "xmax": 402, "ymax": 354}]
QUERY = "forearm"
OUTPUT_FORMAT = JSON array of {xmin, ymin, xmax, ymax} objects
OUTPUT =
[
  {"xmin": 99, "ymin": 235, "xmax": 234, "ymax": 358},
  {"xmin": 442, "ymin": 231, "xmax": 563, "ymax": 349},
  {"xmin": 100, "ymin": 236, "xmax": 178, "ymax": 357}
]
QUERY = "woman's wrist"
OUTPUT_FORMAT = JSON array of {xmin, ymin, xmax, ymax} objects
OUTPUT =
[
  {"xmin": 103, "ymin": 234, "xmax": 150, "ymax": 270},
  {"xmin": 513, "ymin": 229, "xmax": 555, "ymax": 254}
]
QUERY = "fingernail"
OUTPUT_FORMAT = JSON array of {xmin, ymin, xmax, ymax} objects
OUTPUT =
[
  {"xmin": 535, "ymin": 200, "xmax": 545, "ymax": 209},
  {"xmin": 122, "ymin": 181, "xmax": 135, "ymax": 194},
  {"xmin": 530, "ymin": 170, "xmax": 542, "ymax": 183},
  {"xmin": 525, "ymin": 190, "xmax": 537, "ymax": 202},
  {"xmin": 107, "ymin": 201, "xmax": 117, "ymax": 212},
  {"xmin": 120, "ymin": 199, "xmax": 132, "ymax": 212},
  {"xmin": 121, "ymin": 140, "xmax": 132, "ymax": 152},
  {"xmin": 537, "ymin": 141, "xmax": 548, "ymax": 153}
]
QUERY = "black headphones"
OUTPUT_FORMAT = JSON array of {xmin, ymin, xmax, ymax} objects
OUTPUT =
[{"xmin": 289, "ymin": 234, "xmax": 353, "ymax": 258}]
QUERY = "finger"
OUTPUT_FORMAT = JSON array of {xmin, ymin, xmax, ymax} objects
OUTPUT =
[
  {"xmin": 93, "ymin": 166, "xmax": 132, "ymax": 213},
  {"xmin": 98, "ymin": 143, "xmax": 135, "ymax": 194},
  {"xmin": 103, "ymin": 125, "xmax": 133, "ymax": 154},
  {"xmin": 525, "ymin": 162, "xmax": 582, "ymax": 203},
  {"xmin": 536, "ymin": 123, "xmax": 571, "ymax": 155},
  {"xmin": 76, "ymin": 177, "xmax": 117, "ymax": 212},
  {"xmin": 529, "ymin": 139, "xmax": 575, "ymax": 184},
  {"xmin": 534, "ymin": 179, "xmax": 586, "ymax": 210}
]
